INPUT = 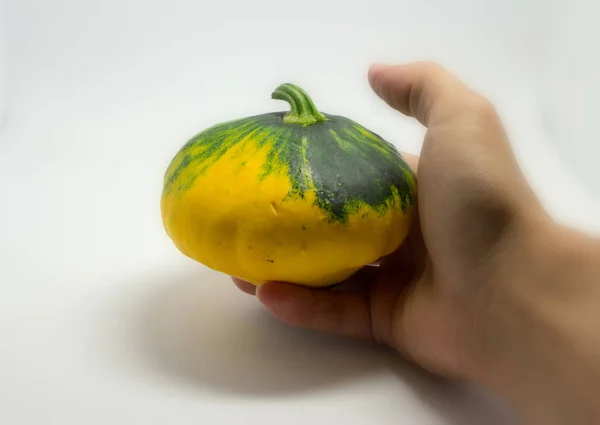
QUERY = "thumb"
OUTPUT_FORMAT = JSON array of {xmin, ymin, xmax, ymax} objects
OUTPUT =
[{"xmin": 368, "ymin": 62, "xmax": 485, "ymax": 127}]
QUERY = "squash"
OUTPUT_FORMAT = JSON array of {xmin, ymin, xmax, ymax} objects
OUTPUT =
[{"xmin": 161, "ymin": 83, "xmax": 417, "ymax": 287}]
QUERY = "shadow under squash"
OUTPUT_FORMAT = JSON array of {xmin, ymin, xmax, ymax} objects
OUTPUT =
[
  {"xmin": 104, "ymin": 267, "xmax": 515, "ymax": 423},
  {"xmin": 123, "ymin": 268, "xmax": 388, "ymax": 397}
]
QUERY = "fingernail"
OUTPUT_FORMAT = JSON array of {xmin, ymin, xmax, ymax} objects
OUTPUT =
[
  {"xmin": 255, "ymin": 282, "xmax": 267, "ymax": 300},
  {"xmin": 255, "ymin": 281, "xmax": 280, "ymax": 302}
]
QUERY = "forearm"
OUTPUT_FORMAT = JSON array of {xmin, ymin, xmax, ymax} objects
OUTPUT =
[{"xmin": 476, "ymin": 219, "xmax": 600, "ymax": 424}]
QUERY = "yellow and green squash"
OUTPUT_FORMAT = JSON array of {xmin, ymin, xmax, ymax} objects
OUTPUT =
[{"xmin": 161, "ymin": 83, "xmax": 417, "ymax": 287}]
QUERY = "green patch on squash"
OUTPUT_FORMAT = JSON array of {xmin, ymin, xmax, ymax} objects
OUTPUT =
[{"xmin": 163, "ymin": 83, "xmax": 416, "ymax": 224}]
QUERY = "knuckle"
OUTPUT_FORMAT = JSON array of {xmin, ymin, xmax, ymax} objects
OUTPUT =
[
  {"xmin": 415, "ymin": 61, "xmax": 445, "ymax": 74},
  {"xmin": 464, "ymin": 94, "xmax": 497, "ymax": 117},
  {"xmin": 414, "ymin": 61, "xmax": 447, "ymax": 83}
]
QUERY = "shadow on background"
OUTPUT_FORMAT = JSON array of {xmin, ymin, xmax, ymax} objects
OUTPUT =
[
  {"xmin": 124, "ymin": 268, "xmax": 387, "ymax": 397},
  {"xmin": 107, "ymin": 267, "xmax": 515, "ymax": 423}
]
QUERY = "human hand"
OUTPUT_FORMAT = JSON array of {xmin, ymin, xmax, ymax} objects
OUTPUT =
[
  {"xmin": 232, "ymin": 62, "xmax": 600, "ymax": 424},
  {"xmin": 232, "ymin": 61, "xmax": 549, "ymax": 380}
]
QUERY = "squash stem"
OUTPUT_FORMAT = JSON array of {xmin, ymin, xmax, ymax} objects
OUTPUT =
[{"xmin": 272, "ymin": 83, "xmax": 328, "ymax": 126}]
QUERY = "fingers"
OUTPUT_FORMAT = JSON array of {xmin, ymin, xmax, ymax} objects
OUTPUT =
[
  {"xmin": 232, "ymin": 277, "xmax": 257, "ymax": 295},
  {"xmin": 256, "ymin": 282, "xmax": 374, "ymax": 340},
  {"xmin": 368, "ymin": 61, "xmax": 490, "ymax": 127}
]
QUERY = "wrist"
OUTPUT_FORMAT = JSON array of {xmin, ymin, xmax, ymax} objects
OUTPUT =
[{"xmin": 473, "ymin": 215, "xmax": 600, "ymax": 423}]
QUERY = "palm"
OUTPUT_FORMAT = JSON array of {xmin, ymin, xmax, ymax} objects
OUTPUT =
[
  {"xmin": 379, "ymin": 231, "xmax": 480, "ymax": 379},
  {"xmin": 345, "ymin": 220, "xmax": 477, "ymax": 379}
]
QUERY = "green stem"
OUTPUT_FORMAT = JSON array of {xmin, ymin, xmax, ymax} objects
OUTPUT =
[{"xmin": 271, "ymin": 83, "xmax": 328, "ymax": 126}]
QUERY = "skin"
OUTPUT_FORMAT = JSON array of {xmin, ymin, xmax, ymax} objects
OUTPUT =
[
  {"xmin": 161, "ymin": 83, "xmax": 417, "ymax": 287},
  {"xmin": 232, "ymin": 62, "xmax": 600, "ymax": 424}
]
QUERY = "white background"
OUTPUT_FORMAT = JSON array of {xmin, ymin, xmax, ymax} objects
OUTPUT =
[{"xmin": 0, "ymin": 0, "xmax": 599, "ymax": 424}]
